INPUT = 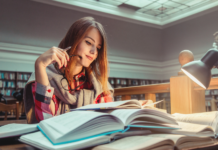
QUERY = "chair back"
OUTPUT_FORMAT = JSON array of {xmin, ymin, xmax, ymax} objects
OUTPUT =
[
  {"xmin": 23, "ymin": 83, "xmax": 38, "ymax": 124},
  {"xmin": 0, "ymin": 102, "xmax": 19, "ymax": 120}
]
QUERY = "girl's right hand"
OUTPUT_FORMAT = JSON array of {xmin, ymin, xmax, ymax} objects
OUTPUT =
[{"xmin": 35, "ymin": 46, "xmax": 71, "ymax": 69}]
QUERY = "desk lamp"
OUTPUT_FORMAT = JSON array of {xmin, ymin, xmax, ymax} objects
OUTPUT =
[{"xmin": 181, "ymin": 49, "xmax": 218, "ymax": 89}]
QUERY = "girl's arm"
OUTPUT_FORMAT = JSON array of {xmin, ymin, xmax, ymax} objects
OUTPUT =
[
  {"xmin": 31, "ymin": 82, "xmax": 60, "ymax": 121},
  {"xmin": 34, "ymin": 46, "xmax": 70, "ymax": 117}
]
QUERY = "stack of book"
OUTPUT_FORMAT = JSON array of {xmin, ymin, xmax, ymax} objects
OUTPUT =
[{"xmin": 0, "ymin": 100, "xmax": 217, "ymax": 150}]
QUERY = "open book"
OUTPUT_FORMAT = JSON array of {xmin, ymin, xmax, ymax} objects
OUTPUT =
[
  {"xmin": 92, "ymin": 134, "xmax": 214, "ymax": 150},
  {"xmin": 73, "ymin": 99, "xmax": 163, "ymax": 110},
  {"xmin": 0, "ymin": 123, "xmax": 38, "ymax": 138},
  {"xmin": 37, "ymin": 109, "xmax": 179, "ymax": 145},
  {"xmin": 19, "ymin": 130, "xmax": 152, "ymax": 150},
  {"xmin": 150, "ymin": 111, "xmax": 218, "ymax": 137},
  {"xmin": 173, "ymin": 111, "xmax": 218, "ymax": 137}
]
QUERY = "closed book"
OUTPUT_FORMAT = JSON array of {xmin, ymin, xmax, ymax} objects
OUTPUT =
[{"xmin": 19, "ymin": 130, "xmax": 151, "ymax": 150}]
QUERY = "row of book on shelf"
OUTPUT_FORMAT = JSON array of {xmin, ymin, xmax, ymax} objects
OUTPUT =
[
  {"xmin": 17, "ymin": 82, "xmax": 27, "ymax": 88},
  {"xmin": 108, "ymin": 78, "xmax": 166, "ymax": 86},
  {"xmin": 0, "ymin": 100, "xmax": 217, "ymax": 150},
  {"xmin": 0, "ymin": 72, "xmax": 15, "ymax": 80},
  {"xmin": 17, "ymin": 74, "xmax": 30, "ymax": 80},
  {"xmin": 206, "ymin": 89, "xmax": 218, "ymax": 96},
  {"xmin": 0, "ymin": 72, "xmax": 30, "ymax": 80},
  {"xmin": 0, "ymin": 80, "xmax": 15, "ymax": 88},
  {"xmin": 0, "ymin": 81, "xmax": 27, "ymax": 88},
  {"xmin": 0, "ymin": 89, "xmax": 16, "ymax": 96}
]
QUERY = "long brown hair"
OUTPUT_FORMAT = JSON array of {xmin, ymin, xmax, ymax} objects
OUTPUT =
[{"xmin": 58, "ymin": 17, "xmax": 110, "ymax": 95}]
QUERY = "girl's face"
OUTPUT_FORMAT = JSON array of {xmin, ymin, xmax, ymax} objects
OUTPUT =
[{"xmin": 76, "ymin": 27, "xmax": 102, "ymax": 67}]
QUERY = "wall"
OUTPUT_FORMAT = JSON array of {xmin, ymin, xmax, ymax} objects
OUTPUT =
[
  {"xmin": 0, "ymin": 0, "xmax": 164, "ymax": 79},
  {"xmin": 162, "ymin": 9, "xmax": 218, "ymax": 61},
  {"xmin": 1, "ymin": 0, "xmax": 218, "ymax": 80}
]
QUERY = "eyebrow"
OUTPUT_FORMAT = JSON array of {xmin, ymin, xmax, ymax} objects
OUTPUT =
[{"xmin": 85, "ymin": 36, "xmax": 102, "ymax": 47}]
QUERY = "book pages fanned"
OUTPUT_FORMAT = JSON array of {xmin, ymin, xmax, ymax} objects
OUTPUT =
[
  {"xmin": 92, "ymin": 136, "xmax": 174, "ymax": 150},
  {"xmin": 19, "ymin": 131, "xmax": 110, "ymax": 150},
  {"xmin": 36, "ymin": 108, "xmax": 178, "ymax": 145},
  {"xmin": 92, "ymin": 134, "xmax": 214, "ymax": 150},
  {"xmin": 73, "ymin": 99, "xmax": 164, "ymax": 110},
  {"xmin": 173, "ymin": 111, "xmax": 218, "ymax": 136}
]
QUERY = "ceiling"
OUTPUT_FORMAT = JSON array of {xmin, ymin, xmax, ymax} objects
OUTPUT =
[{"xmin": 33, "ymin": 0, "xmax": 218, "ymax": 28}]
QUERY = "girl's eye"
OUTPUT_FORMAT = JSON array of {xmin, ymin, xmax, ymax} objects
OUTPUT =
[{"xmin": 86, "ymin": 41, "xmax": 91, "ymax": 45}]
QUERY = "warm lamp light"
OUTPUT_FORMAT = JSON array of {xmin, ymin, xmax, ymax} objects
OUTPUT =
[{"xmin": 181, "ymin": 49, "xmax": 218, "ymax": 89}]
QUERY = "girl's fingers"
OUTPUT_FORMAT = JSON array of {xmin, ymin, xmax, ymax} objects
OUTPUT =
[
  {"xmin": 51, "ymin": 47, "xmax": 69, "ymax": 67},
  {"xmin": 57, "ymin": 47, "xmax": 70, "ymax": 62},
  {"xmin": 53, "ymin": 54, "xmax": 62, "ymax": 69},
  {"xmin": 55, "ymin": 50, "xmax": 66, "ymax": 68},
  {"xmin": 56, "ymin": 49, "xmax": 67, "ymax": 67},
  {"xmin": 62, "ymin": 50, "xmax": 70, "ymax": 62},
  {"xmin": 63, "ymin": 47, "xmax": 71, "ymax": 61}
]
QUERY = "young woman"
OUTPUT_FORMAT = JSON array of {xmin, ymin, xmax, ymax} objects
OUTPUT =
[{"xmin": 27, "ymin": 17, "xmax": 114, "ymax": 122}]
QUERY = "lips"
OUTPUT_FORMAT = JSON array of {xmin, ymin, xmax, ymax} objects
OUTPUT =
[{"xmin": 86, "ymin": 55, "xmax": 93, "ymax": 61}]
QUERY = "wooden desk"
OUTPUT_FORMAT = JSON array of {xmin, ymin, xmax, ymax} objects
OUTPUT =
[
  {"xmin": 0, "ymin": 119, "xmax": 27, "ymax": 126},
  {"xmin": 0, "ymin": 136, "xmax": 39, "ymax": 150}
]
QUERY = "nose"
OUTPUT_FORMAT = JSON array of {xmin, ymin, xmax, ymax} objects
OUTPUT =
[{"xmin": 90, "ymin": 45, "xmax": 97, "ymax": 55}]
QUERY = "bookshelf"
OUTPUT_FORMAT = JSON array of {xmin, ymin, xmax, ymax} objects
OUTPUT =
[
  {"xmin": 110, "ymin": 76, "xmax": 218, "ymax": 113},
  {"xmin": 108, "ymin": 77, "xmax": 170, "ymax": 101},
  {"xmin": 0, "ymin": 71, "xmax": 31, "ymax": 99}
]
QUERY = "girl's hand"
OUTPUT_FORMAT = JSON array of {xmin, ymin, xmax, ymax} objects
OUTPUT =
[{"xmin": 36, "ymin": 46, "xmax": 71, "ymax": 69}]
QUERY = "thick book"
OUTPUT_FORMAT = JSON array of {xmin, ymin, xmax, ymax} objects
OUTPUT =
[
  {"xmin": 72, "ymin": 99, "xmax": 163, "ymax": 110},
  {"xmin": 19, "ymin": 130, "xmax": 151, "ymax": 150},
  {"xmin": 92, "ymin": 134, "xmax": 214, "ymax": 150},
  {"xmin": 173, "ymin": 111, "xmax": 218, "ymax": 137},
  {"xmin": 37, "ymin": 109, "xmax": 179, "ymax": 145},
  {"xmin": 0, "ymin": 123, "xmax": 38, "ymax": 138},
  {"xmin": 149, "ymin": 121, "xmax": 216, "ymax": 137},
  {"xmin": 149, "ymin": 111, "xmax": 218, "ymax": 137}
]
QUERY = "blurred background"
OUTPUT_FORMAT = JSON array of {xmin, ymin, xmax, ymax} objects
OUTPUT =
[{"xmin": 1, "ymin": 0, "xmax": 218, "ymax": 116}]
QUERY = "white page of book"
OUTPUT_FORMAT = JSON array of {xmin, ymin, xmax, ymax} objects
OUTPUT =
[
  {"xmin": 19, "ymin": 131, "xmax": 110, "ymax": 150},
  {"xmin": 111, "ymin": 130, "xmax": 152, "ymax": 140},
  {"xmin": 92, "ymin": 136, "xmax": 174, "ymax": 150},
  {"xmin": 177, "ymin": 121, "xmax": 214, "ymax": 132},
  {"xmin": 76, "ymin": 100, "xmax": 139, "ymax": 109},
  {"xmin": 151, "ymin": 122, "xmax": 215, "ymax": 137},
  {"xmin": 110, "ymin": 109, "xmax": 141, "ymax": 125},
  {"xmin": 148, "ymin": 134, "xmax": 184, "ymax": 144},
  {"xmin": 173, "ymin": 111, "xmax": 218, "ymax": 134},
  {"xmin": 0, "ymin": 123, "xmax": 38, "ymax": 138},
  {"xmin": 111, "ymin": 109, "xmax": 176, "ymax": 126},
  {"xmin": 129, "ymin": 120, "xmax": 179, "ymax": 128},
  {"xmin": 148, "ymin": 134, "xmax": 213, "ymax": 149},
  {"xmin": 39, "ymin": 111, "xmax": 123, "ymax": 143},
  {"xmin": 40, "ymin": 111, "xmax": 110, "ymax": 133}
]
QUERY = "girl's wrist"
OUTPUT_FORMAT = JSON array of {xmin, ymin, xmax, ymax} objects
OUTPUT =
[{"xmin": 35, "ymin": 58, "xmax": 46, "ymax": 69}]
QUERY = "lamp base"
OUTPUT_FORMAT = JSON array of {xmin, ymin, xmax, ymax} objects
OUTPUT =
[{"xmin": 170, "ymin": 75, "xmax": 206, "ymax": 114}]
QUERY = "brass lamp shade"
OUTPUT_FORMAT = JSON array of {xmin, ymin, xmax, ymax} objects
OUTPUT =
[{"xmin": 181, "ymin": 49, "xmax": 218, "ymax": 89}]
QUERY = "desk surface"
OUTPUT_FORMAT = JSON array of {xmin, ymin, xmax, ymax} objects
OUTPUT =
[
  {"xmin": 0, "ymin": 136, "xmax": 39, "ymax": 150},
  {"xmin": 0, "ymin": 120, "xmax": 27, "ymax": 126}
]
